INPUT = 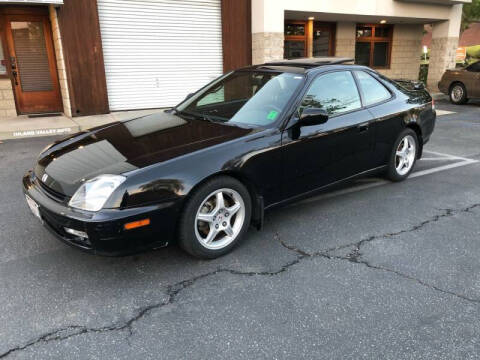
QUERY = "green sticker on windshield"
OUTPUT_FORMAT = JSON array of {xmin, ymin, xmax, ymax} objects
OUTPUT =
[{"xmin": 267, "ymin": 110, "xmax": 279, "ymax": 121}]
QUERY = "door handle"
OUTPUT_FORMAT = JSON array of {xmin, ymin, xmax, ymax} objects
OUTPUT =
[
  {"xmin": 12, "ymin": 71, "xmax": 18, "ymax": 85},
  {"xmin": 357, "ymin": 123, "xmax": 369, "ymax": 133}
]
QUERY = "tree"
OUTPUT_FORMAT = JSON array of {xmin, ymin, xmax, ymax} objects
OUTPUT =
[{"xmin": 461, "ymin": 0, "xmax": 480, "ymax": 32}]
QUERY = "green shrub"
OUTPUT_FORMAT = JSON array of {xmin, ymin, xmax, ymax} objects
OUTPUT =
[
  {"xmin": 418, "ymin": 64, "xmax": 428, "ymax": 83},
  {"xmin": 466, "ymin": 45, "xmax": 480, "ymax": 58}
]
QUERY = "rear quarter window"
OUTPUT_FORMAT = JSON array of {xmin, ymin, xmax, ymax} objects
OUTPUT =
[{"xmin": 354, "ymin": 71, "xmax": 391, "ymax": 106}]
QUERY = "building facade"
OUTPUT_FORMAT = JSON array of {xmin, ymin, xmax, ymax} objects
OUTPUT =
[{"xmin": 0, "ymin": 0, "xmax": 468, "ymax": 118}]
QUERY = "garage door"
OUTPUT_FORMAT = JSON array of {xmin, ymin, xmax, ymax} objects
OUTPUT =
[{"xmin": 97, "ymin": 0, "xmax": 223, "ymax": 111}]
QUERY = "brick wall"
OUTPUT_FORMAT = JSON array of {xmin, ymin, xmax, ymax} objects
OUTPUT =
[
  {"xmin": 427, "ymin": 37, "xmax": 458, "ymax": 91},
  {"xmin": 334, "ymin": 23, "xmax": 422, "ymax": 81},
  {"xmin": 251, "ymin": 23, "xmax": 424, "ymax": 83},
  {"xmin": 49, "ymin": 5, "xmax": 72, "ymax": 117},
  {"xmin": 335, "ymin": 38, "xmax": 355, "ymax": 59},
  {"xmin": 0, "ymin": 79, "xmax": 16, "ymax": 117},
  {"xmin": 378, "ymin": 24, "xmax": 423, "ymax": 81},
  {"xmin": 335, "ymin": 22, "xmax": 355, "ymax": 59},
  {"xmin": 252, "ymin": 32, "xmax": 284, "ymax": 64}
]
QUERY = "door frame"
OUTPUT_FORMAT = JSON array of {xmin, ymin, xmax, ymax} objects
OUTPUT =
[{"xmin": 0, "ymin": 6, "xmax": 62, "ymax": 115}]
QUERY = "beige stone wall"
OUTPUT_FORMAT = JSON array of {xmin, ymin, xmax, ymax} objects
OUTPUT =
[
  {"xmin": 378, "ymin": 24, "xmax": 423, "ymax": 81},
  {"xmin": 335, "ymin": 39, "xmax": 355, "ymax": 59},
  {"xmin": 335, "ymin": 22, "xmax": 355, "ymax": 59},
  {"xmin": 427, "ymin": 37, "xmax": 458, "ymax": 91},
  {"xmin": 252, "ymin": 32, "xmax": 284, "ymax": 65},
  {"xmin": 0, "ymin": 79, "xmax": 16, "ymax": 117},
  {"xmin": 333, "ymin": 23, "xmax": 422, "ymax": 81},
  {"xmin": 49, "ymin": 5, "xmax": 72, "ymax": 117}
]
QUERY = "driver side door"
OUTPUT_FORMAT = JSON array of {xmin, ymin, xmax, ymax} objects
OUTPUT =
[{"xmin": 281, "ymin": 70, "xmax": 375, "ymax": 200}]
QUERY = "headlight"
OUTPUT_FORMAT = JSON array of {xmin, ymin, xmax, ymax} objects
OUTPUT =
[{"xmin": 69, "ymin": 174, "xmax": 126, "ymax": 211}]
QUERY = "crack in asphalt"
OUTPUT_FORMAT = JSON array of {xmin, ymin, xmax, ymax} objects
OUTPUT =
[
  {"xmin": 1, "ymin": 203, "xmax": 479, "ymax": 358},
  {"xmin": 280, "ymin": 203, "xmax": 480, "ymax": 305},
  {"xmin": 0, "ymin": 256, "xmax": 305, "ymax": 359},
  {"xmin": 322, "ymin": 203, "xmax": 480, "ymax": 257}
]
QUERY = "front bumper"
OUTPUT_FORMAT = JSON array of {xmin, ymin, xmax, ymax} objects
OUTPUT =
[{"xmin": 22, "ymin": 171, "xmax": 180, "ymax": 256}]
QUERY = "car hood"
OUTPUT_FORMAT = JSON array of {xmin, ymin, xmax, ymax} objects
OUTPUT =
[{"xmin": 35, "ymin": 110, "xmax": 253, "ymax": 196}]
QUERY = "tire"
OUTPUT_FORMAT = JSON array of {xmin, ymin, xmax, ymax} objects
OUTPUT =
[
  {"xmin": 386, "ymin": 129, "xmax": 419, "ymax": 182},
  {"xmin": 178, "ymin": 176, "xmax": 252, "ymax": 259},
  {"xmin": 449, "ymin": 83, "xmax": 468, "ymax": 105}
]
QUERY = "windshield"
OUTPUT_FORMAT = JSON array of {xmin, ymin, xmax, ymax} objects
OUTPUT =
[{"xmin": 176, "ymin": 71, "xmax": 304, "ymax": 126}]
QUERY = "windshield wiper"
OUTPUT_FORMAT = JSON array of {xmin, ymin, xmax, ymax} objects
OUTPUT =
[{"xmin": 176, "ymin": 110, "xmax": 224, "ymax": 123}]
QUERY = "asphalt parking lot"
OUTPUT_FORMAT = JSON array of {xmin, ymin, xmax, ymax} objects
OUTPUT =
[{"xmin": 0, "ymin": 99, "xmax": 479, "ymax": 359}]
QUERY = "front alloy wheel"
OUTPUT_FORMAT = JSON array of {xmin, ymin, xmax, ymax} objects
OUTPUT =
[
  {"xmin": 195, "ymin": 188, "xmax": 245, "ymax": 250},
  {"xmin": 178, "ymin": 176, "xmax": 252, "ymax": 259}
]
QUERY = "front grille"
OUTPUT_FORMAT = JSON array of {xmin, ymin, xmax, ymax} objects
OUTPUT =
[{"xmin": 37, "ymin": 179, "xmax": 68, "ymax": 202}]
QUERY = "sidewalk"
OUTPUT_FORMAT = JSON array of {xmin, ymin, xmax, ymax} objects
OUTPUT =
[{"xmin": 0, "ymin": 109, "xmax": 161, "ymax": 141}]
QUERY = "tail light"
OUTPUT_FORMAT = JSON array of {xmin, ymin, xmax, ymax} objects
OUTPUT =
[{"xmin": 431, "ymin": 98, "xmax": 435, "ymax": 110}]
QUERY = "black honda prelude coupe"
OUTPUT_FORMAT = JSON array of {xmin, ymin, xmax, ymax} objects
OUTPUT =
[{"xmin": 23, "ymin": 58, "xmax": 436, "ymax": 258}]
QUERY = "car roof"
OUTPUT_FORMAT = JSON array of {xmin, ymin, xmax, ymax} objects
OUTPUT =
[
  {"xmin": 265, "ymin": 57, "xmax": 354, "ymax": 67},
  {"xmin": 240, "ymin": 57, "xmax": 369, "ymax": 75}
]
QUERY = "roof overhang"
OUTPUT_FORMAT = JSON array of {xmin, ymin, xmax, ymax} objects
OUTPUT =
[
  {"xmin": 395, "ymin": 0, "xmax": 470, "ymax": 5},
  {"xmin": 285, "ymin": 11, "xmax": 447, "ymax": 24},
  {"xmin": 0, "ymin": 0, "xmax": 63, "ymax": 4}
]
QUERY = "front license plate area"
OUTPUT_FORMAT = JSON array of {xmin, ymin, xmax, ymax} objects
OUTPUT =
[{"xmin": 25, "ymin": 195, "xmax": 41, "ymax": 220}]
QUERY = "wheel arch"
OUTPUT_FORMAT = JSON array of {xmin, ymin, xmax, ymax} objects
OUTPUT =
[
  {"xmin": 449, "ymin": 80, "xmax": 465, "ymax": 92},
  {"xmin": 181, "ymin": 170, "xmax": 264, "ymax": 231},
  {"xmin": 406, "ymin": 123, "xmax": 423, "ymax": 159}
]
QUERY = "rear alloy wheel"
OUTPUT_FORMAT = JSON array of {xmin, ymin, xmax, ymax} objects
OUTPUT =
[
  {"xmin": 386, "ymin": 129, "xmax": 419, "ymax": 182},
  {"xmin": 178, "ymin": 176, "xmax": 251, "ymax": 259},
  {"xmin": 449, "ymin": 83, "xmax": 468, "ymax": 105}
]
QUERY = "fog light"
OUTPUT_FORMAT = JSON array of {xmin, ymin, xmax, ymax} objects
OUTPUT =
[{"xmin": 64, "ymin": 227, "xmax": 88, "ymax": 239}]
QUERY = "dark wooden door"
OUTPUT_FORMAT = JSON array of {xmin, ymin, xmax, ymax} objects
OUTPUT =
[
  {"xmin": 313, "ymin": 22, "xmax": 336, "ymax": 57},
  {"xmin": 5, "ymin": 14, "xmax": 62, "ymax": 114}
]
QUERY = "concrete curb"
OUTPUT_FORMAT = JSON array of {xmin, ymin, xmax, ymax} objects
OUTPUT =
[{"xmin": 0, "ymin": 109, "xmax": 161, "ymax": 141}]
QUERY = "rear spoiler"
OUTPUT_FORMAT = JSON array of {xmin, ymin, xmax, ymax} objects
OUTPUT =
[{"xmin": 393, "ymin": 79, "xmax": 425, "ymax": 91}]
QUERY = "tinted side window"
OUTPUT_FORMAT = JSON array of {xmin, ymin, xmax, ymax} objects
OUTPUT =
[
  {"xmin": 354, "ymin": 71, "xmax": 391, "ymax": 106},
  {"xmin": 301, "ymin": 71, "xmax": 361, "ymax": 116},
  {"xmin": 467, "ymin": 62, "xmax": 480, "ymax": 72}
]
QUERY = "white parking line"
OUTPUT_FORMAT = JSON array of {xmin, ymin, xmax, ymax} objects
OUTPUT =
[
  {"xmin": 420, "ymin": 158, "xmax": 454, "ymax": 161},
  {"xmin": 436, "ymin": 110, "xmax": 456, "ymax": 116},
  {"xmin": 295, "ymin": 151, "xmax": 478, "ymax": 205},
  {"xmin": 410, "ymin": 159, "xmax": 478, "ymax": 178},
  {"xmin": 422, "ymin": 150, "xmax": 474, "ymax": 162}
]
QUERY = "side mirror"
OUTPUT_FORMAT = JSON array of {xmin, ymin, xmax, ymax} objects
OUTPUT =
[{"xmin": 298, "ymin": 107, "xmax": 329, "ymax": 126}]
